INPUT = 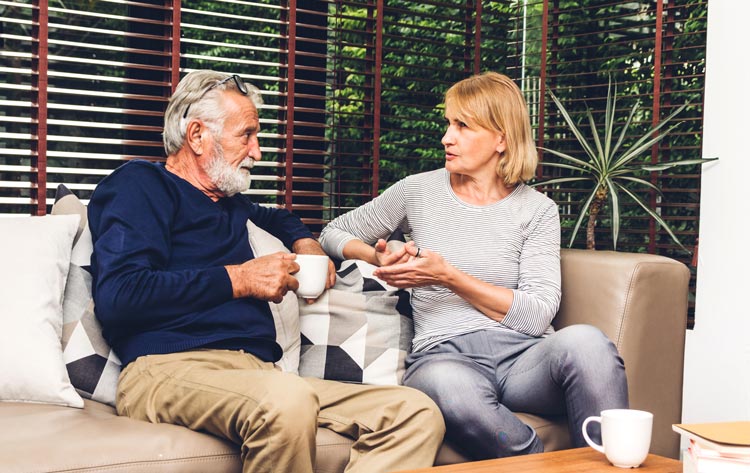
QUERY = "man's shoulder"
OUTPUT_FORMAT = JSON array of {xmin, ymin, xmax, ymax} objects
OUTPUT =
[
  {"xmin": 93, "ymin": 160, "xmax": 164, "ymax": 194},
  {"xmin": 89, "ymin": 160, "xmax": 174, "ymax": 215},
  {"xmin": 230, "ymin": 193, "xmax": 262, "ymax": 215},
  {"xmin": 106, "ymin": 159, "xmax": 165, "ymax": 181}
]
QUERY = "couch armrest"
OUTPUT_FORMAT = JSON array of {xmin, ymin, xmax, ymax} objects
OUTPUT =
[{"xmin": 554, "ymin": 249, "xmax": 690, "ymax": 459}]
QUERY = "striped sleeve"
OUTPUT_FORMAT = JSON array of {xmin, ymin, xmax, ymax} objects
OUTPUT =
[
  {"xmin": 501, "ymin": 201, "xmax": 562, "ymax": 336},
  {"xmin": 319, "ymin": 179, "xmax": 409, "ymax": 259}
]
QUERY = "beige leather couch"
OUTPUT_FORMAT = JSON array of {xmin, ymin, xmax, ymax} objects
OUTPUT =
[{"xmin": 0, "ymin": 249, "xmax": 689, "ymax": 472}]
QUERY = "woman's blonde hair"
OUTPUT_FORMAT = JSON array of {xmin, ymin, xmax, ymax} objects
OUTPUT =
[{"xmin": 444, "ymin": 71, "xmax": 538, "ymax": 185}]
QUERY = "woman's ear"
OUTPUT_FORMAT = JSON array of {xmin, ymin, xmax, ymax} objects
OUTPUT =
[
  {"xmin": 185, "ymin": 120, "xmax": 205, "ymax": 155},
  {"xmin": 495, "ymin": 132, "xmax": 507, "ymax": 155}
]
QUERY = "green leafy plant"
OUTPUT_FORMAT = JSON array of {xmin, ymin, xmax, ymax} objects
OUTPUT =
[{"xmin": 534, "ymin": 78, "xmax": 717, "ymax": 252}]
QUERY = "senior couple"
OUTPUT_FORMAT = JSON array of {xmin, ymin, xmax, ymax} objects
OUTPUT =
[{"xmin": 88, "ymin": 70, "xmax": 628, "ymax": 472}]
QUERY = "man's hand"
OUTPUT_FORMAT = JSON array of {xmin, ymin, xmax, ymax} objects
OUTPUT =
[{"xmin": 225, "ymin": 252, "xmax": 299, "ymax": 303}]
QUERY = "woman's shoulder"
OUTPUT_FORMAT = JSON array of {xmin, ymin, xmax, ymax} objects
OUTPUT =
[
  {"xmin": 402, "ymin": 168, "xmax": 446, "ymax": 187},
  {"xmin": 512, "ymin": 184, "xmax": 559, "ymax": 217},
  {"xmin": 516, "ymin": 183, "xmax": 556, "ymax": 206}
]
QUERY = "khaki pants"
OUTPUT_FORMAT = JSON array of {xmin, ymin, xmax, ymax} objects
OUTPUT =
[{"xmin": 117, "ymin": 349, "xmax": 445, "ymax": 473}]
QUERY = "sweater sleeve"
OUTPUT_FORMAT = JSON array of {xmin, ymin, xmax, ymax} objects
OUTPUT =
[
  {"xmin": 244, "ymin": 199, "xmax": 313, "ymax": 250},
  {"xmin": 319, "ymin": 179, "xmax": 409, "ymax": 259},
  {"xmin": 501, "ymin": 201, "xmax": 562, "ymax": 336},
  {"xmin": 88, "ymin": 163, "xmax": 233, "ymax": 331}
]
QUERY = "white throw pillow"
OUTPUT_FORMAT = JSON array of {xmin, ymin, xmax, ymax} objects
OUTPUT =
[
  {"xmin": 0, "ymin": 215, "xmax": 85, "ymax": 408},
  {"xmin": 246, "ymin": 220, "xmax": 301, "ymax": 374}
]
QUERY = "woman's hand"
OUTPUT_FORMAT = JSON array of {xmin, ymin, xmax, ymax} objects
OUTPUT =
[
  {"xmin": 372, "ymin": 239, "xmax": 414, "ymax": 267},
  {"xmin": 374, "ymin": 244, "xmax": 514, "ymax": 322},
  {"xmin": 373, "ymin": 244, "xmax": 450, "ymax": 288}
]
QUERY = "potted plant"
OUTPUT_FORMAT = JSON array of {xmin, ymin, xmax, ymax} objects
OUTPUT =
[{"xmin": 534, "ymin": 77, "xmax": 717, "ymax": 251}]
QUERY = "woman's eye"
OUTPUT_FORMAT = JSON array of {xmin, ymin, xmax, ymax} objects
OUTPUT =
[{"xmin": 458, "ymin": 121, "xmax": 468, "ymax": 128}]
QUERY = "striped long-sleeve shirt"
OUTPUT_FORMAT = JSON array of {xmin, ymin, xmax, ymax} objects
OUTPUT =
[{"xmin": 319, "ymin": 168, "xmax": 562, "ymax": 353}]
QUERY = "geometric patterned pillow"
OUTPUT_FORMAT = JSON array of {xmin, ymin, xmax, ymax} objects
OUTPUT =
[
  {"xmin": 298, "ymin": 259, "xmax": 413, "ymax": 385},
  {"xmin": 52, "ymin": 184, "xmax": 121, "ymax": 406}
]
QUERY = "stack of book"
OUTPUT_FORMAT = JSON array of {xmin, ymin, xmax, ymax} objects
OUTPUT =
[{"xmin": 673, "ymin": 421, "xmax": 750, "ymax": 473}]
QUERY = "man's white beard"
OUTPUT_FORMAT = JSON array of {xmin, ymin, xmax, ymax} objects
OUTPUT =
[{"xmin": 206, "ymin": 141, "xmax": 254, "ymax": 197}]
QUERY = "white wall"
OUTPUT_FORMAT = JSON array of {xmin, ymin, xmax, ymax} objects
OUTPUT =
[{"xmin": 682, "ymin": 0, "xmax": 750, "ymax": 428}]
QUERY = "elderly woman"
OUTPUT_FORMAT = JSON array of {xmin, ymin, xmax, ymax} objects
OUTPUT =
[{"xmin": 319, "ymin": 72, "xmax": 628, "ymax": 460}]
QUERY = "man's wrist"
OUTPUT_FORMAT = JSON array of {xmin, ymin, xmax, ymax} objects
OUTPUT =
[{"xmin": 292, "ymin": 237, "xmax": 325, "ymax": 255}]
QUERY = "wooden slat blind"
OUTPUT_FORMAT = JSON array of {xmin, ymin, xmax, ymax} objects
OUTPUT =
[
  {"xmin": 505, "ymin": 0, "xmax": 707, "ymax": 325},
  {"xmin": 1, "ymin": 1, "xmax": 707, "ymax": 296}
]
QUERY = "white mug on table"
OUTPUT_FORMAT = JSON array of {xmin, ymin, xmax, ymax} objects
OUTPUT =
[{"xmin": 582, "ymin": 409, "xmax": 653, "ymax": 468}]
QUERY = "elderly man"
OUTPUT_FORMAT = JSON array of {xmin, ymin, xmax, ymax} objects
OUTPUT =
[{"xmin": 88, "ymin": 70, "xmax": 444, "ymax": 473}]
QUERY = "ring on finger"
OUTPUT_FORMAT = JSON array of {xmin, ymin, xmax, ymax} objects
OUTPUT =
[{"xmin": 415, "ymin": 247, "xmax": 422, "ymax": 258}]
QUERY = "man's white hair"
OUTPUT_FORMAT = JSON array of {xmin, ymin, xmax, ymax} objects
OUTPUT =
[{"xmin": 162, "ymin": 70, "xmax": 263, "ymax": 156}]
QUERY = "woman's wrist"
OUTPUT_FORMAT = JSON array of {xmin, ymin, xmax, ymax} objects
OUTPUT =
[
  {"xmin": 371, "ymin": 245, "xmax": 381, "ymax": 266},
  {"xmin": 440, "ymin": 262, "xmax": 462, "ymax": 290},
  {"xmin": 342, "ymin": 239, "xmax": 379, "ymax": 265}
]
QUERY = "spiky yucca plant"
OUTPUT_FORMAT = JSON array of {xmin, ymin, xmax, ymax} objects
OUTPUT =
[{"xmin": 534, "ymin": 79, "xmax": 717, "ymax": 252}]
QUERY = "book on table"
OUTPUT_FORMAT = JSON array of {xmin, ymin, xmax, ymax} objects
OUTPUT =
[{"xmin": 673, "ymin": 421, "xmax": 750, "ymax": 473}]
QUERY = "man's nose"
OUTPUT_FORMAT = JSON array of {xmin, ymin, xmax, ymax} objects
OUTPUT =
[{"xmin": 248, "ymin": 136, "xmax": 261, "ymax": 161}]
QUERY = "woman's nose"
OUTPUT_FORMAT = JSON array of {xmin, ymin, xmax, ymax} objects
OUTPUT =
[{"xmin": 441, "ymin": 129, "xmax": 454, "ymax": 146}]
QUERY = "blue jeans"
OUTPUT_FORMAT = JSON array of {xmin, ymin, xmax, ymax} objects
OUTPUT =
[{"xmin": 402, "ymin": 325, "xmax": 628, "ymax": 460}]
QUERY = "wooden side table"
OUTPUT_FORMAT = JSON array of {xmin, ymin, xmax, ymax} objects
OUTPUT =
[{"xmin": 399, "ymin": 447, "xmax": 682, "ymax": 472}]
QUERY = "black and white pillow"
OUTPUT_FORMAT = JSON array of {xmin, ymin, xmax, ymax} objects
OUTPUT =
[
  {"xmin": 52, "ymin": 185, "xmax": 121, "ymax": 406},
  {"xmin": 298, "ymin": 259, "xmax": 413, "ymax": 385}
]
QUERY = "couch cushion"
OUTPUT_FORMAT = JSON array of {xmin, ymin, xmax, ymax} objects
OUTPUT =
[
  {"xmin": 0, "ymin": 400, "xmax": 434, "ymax": 473},
  {"xmin": 0, "ymin": 400, "xmax": 241, "ymax": 473},
  {"xmin": 432, "ymin": 414, "xmax": 568, "ymax": 465},
  {"xmin": 312, "ymin": 412, "xmax": 568, "ymax": 468},
  {"xmin": 0, "ymin": 215, "xmax": 84, "ymax": 408},
  {"xmin": 515, "ymin": 412, "xmax": 571, "ymax": 452}
]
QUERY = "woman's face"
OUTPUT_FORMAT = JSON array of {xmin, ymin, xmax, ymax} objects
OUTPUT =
[{"xmin": 441, "ymin": 106, "xmax": 505, "ymax": 177}]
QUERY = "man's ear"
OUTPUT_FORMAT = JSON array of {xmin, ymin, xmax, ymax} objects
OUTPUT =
[{"xmin": 185, "ymin": 119, "xmax": 205, "ymax": 155}]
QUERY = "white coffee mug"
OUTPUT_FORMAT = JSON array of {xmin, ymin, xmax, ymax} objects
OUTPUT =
[
  {"xmin": 582, "ymin": 409, "xmax": 653, "ymax": 468},
  {"xmin": 294, "ymin": 254, "xmax": 329, "ymax": 298}
]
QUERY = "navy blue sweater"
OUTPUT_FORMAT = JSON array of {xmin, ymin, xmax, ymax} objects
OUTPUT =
[{"xmin": 88, "ymin": 160, "xmax": 313, "ymax": 367}]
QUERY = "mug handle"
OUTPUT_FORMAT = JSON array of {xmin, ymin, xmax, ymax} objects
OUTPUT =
[{"xmin": 582, "ymin": 416, "xmax": 605, "ymax": 453}]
